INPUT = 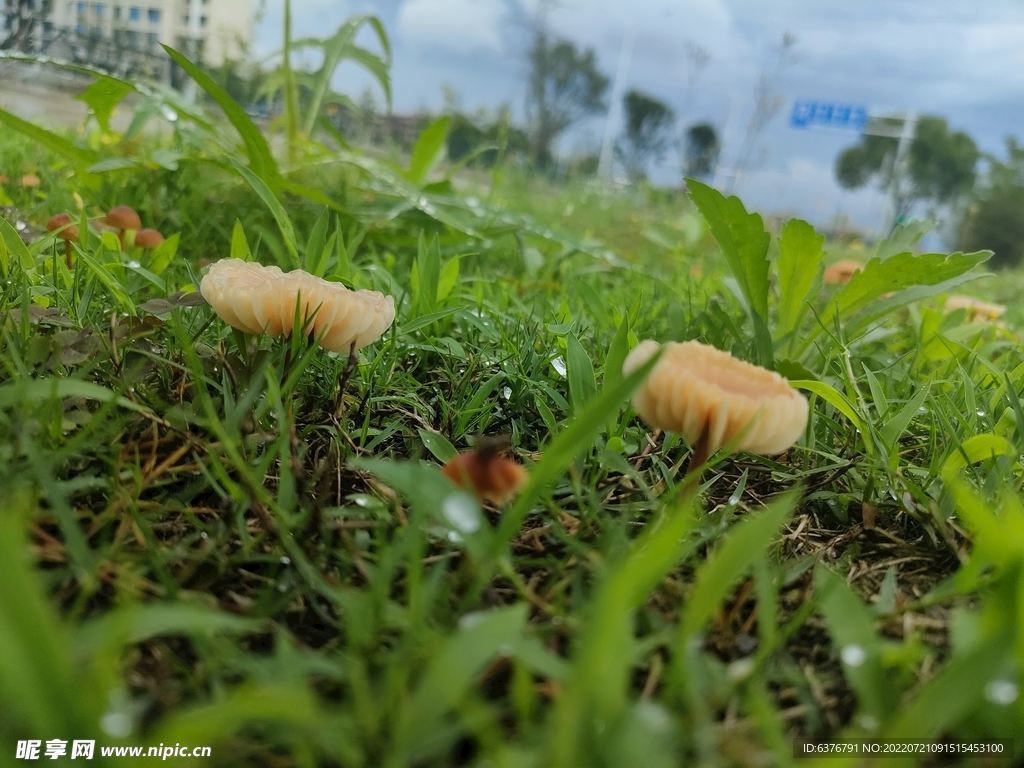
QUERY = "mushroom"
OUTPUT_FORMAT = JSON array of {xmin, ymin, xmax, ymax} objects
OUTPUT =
[
  {"xmin": 20, "ymin": 173, "xmax": 40, "ymax": 188},
  {"xmin": 623, "ymin": 340, "xmax": 809, "ymax": 472},
  {"xmin": 199, "ymin": 258, "xmax": 396, "ymax": 353},
  {"xmin": 823, "ymin": 259, "xmax": 862, "ymax": 285},
  {"xmin": 135, "ymin": 229, "xmax": 165, "ymax": 250},
  {"xmin": 945, "ymin": 295, "xmax": 1005, "ymax": 323},
  {"xmin": 46, "ymin": 213, "xmax": 79, "ymax": 268},
  {"xmin": 104, "ymin": 205, "xmax": 142, "ymax": 249},
  {"xmin": 441, "ymin": 437, "xmax": 528, "ymax": 504},
  {"xmin": 0, "ymin": 174, "xmax": 8, "ymax": 185}
]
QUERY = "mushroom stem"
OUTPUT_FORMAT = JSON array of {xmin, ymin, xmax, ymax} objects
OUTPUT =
[
  {"xmin": 333, "ymin": 341, "xmax": 360, "ymax": 419},
  {"xmin": 64, "ymin": 240, "xmax": 73, "ymax": 269},
  {"xmin": 681, "ymin": 427, "xmax": 711, "ymax": 495}
]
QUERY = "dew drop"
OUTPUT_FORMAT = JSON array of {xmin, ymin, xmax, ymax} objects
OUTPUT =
[
  {"xmin": 100, "ymin": 712, "xmax": 133, "ymax": 738},
  {"xmin": 128, "ymin": 260, "xmax": 141, "ymax": 268},
  {"xmin": 984, "ymin": 679, "xmax": 1018, "ymax": 705},
  {"xmin": 840, "ymin": 644, "xmax": 866, "ymax": 667},
  {"xmin": 502, "ymin": 386, "xmax": 512, "ymax": 400},
  {"xmin": 443, "ymin": 492, "xmax": 481, "ymax": 534},
  {"xmin": 551, "ymin": 356, "xmax": 567, "ymax": 377},
  {"xmin": 280, "ymin": 556, "xmax": 291, "ymax": 565}
]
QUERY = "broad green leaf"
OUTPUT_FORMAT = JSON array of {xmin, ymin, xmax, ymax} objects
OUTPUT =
[
  {"xmin": 228, "ymin": 158, "xmax": 297, "ymax": 265},
  {"xmin": 942, "ymin": 433, "xmax": 1012, "ymax": 476},
  {"xmin": 303, "ymin": 208, "xmax": 329, "ymax": 274},
  {"xmin": 879, "ymin": 383, "xmax": 930, "ymax": 450},
  {"xmin": 0, "ymin": 503, "xmax": 91, "ymax": 737},
  {"xmin": 827, "ymin": 250, "xmax": 990, "ymax": 323},
  {"xmin": 875, "ymin": 219, "xmax": 934, "ymax": 261},
  {"xmin": 163, "ymin": 45, "xmax": 280, "ymax": 186},
  {"xmin": 75, "ymin": 76, "xmax": 133, "ymax": 132},
  {"xmin": 418, "ymin": 428, "xmax": 457, "ymax": 463},
  {"xmin": 415, "ymin": 235, "xmax": 441, "ymax": 316},
  {"xmin": 566, "ymin": 332, "xmax": 597, "ymax": 417},
  {"xmin": 230, "ymin": 220, "xmax": 251, "ymax": 261},
  {"xmin": 680, "ymin": 492, "xmax": 797, "ymax": 640},
  {"xmin": 604, "ymin": 314, "xmax": 630, "ymax": 391},
  {"xmin": 0, "ymin": 378, "xmax": 155, "ymax": 417},
  {"xmin": 776, "ymin": 218, "xmax": 824, "ymax": 339},
  {"xmin": 816, "ymin": 569, "xmax": 896, "ymax": 721},
  {"xmin": 791, "ymin": 380, "xmax": 874, "ymax": 456},
  {"xmin": 687, "ymin": 179, "xmax": 770, "ymax": 322},
  {"xmin": 406, "ymin": 116, "xmax": 450, "ymax": 186},
  {"xmin": 0, "ymin": 218, "xmax": 35, "ymax": 271},
  {"xmin": 146, "ymin": 232, "xmax": 180, "ymax": 275},
  {"xmin": 393, "ymin": 606, "xmax": 527, "ymax": 761},
  {"xmin": 0, "ymin": 105, "xmax": 98, "ymax": 166},
  {"xmin": 437, "ymin": 254, "xmax": 459, "ymax": 303}
]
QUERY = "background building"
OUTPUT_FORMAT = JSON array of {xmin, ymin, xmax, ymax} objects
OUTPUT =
[{"xmin": 1, "ymin": 0, "xmax": 254, "ymax": 79}]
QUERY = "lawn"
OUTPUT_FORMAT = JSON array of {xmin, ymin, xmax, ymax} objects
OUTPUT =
[{"xmin": 0, "ymin": 24, "xmax": 1023, "ymax": 768}]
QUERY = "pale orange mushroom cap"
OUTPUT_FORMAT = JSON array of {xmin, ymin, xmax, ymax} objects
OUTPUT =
[
  {"xmin": 823, "ymin": 259, "xmax": 862, "ymax": 285},
  {"xmin": 20, "ymin": 173, "xmax": 40, "ymax": 188},
  {"xmin": 135, "ymin": 229, "xmax": 165, "ymax": 249},
  {"xmin": 945, "ymin": 295, "xmax": 1005, "ymax": 322},
  {"xmin": 623, "ymin": 340, "xmax": 809, "ymax": 456},
  {"xmin": 199, "ymin": 258, "xmax": 396, "ymax": 352}
]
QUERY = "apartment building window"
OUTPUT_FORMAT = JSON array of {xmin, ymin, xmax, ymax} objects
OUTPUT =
[
  {"xmin": 200, "ymin": 15, "xmax": 206, "ymax": 26},
  {"xmin": 148, "ymin": 8, "xmax": 159, "ymax": 23},
  {"xmin": 75, "ymin": 22, "xmax": 85, "ymax": 33},
  {"xmin": 77, "ymin": 2, "xmax": 86, "ymax": 13},
  {"xmin": 147, "ymin": 31, "xmax": 158, "ymax": 47},
  {"xmin": 126, "ymin": 29, "xmax": 138, "ymax": 46},
  {"xmin": 94, "ymin": 3, "xmax": 104, "ymax": 16},
  {"xmin": 113, "ymin": 6, "xmax": 120, "ymax": 19},
  {"xmin": 128, "ymin": 6, "xmax": 139, "ymax": 21}
]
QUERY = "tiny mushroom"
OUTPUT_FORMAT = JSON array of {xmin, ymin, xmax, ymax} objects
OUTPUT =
[
  {"xmin": 47, "ymin": 213, "xmax": 79, "ymax": 268},
  {"xmin": 105, "ymin": 205, "xmax": 142, "ymax": 248},
  {"xmin": 823, "ymin": 259, "xmax": 862, "ymax": 285},
  {"xmin": 441, "ymin": 437, "xmax": 528, "ymax": 504},
  {"xmin": 135, "ymin": 228, "xmax": 165, "ymax": 250},
  {"xmin": 945, "ymin": 295, "xmax": 1006, "ymax": 323},
  {"xmin": 623, "ymin": 340, "xmax": 809, "ymax": 472},
  {"xmin": 199, "ymin": 258, "xmax": 396, "ymax": 353},
  {"xmin": 0, "ymin": 174, "xmax": 8, "ymax": 185},
  {"xmin": 21, "ymin": 173, "xmax": 40, "ymax": 188}
]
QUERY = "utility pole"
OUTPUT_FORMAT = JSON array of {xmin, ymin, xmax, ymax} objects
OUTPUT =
[
  {"xmin": 883, "ymin": 112, "xmax": 917, "ymax": 234},
  {"xmin": 597, "ymin": 19, "xmax": 635, "ymax": 180}
]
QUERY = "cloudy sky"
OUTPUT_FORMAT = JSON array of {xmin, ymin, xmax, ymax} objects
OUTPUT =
[{"xmin": 255, "ymin": 1, "xmax": 1024, "ymax": 239}]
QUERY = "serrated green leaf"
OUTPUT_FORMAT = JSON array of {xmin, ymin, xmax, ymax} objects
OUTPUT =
[
  {"xmin": 829, "ymin": 250, "xmax": 990, "ymax": 322},
  {"xmin": 687, "ymin": 178, "xmax": 770, "ymax": 322},
  {"xmin": 75, "ymin": 76, "xmax": 133, "ymax": 132},
  {"xmin": 776, "ymin": 218, "xmax": 824, "ymax": 339}
]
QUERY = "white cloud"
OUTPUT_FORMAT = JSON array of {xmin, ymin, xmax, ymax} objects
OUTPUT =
[{"xmin": 397, "ymin": 0, "xmax": 505, "ymax": 54}]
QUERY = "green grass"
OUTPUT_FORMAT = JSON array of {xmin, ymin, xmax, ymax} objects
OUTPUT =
[{"xmin": 1, "ymin": 25, "xmax": 1024, "ymax": 767}]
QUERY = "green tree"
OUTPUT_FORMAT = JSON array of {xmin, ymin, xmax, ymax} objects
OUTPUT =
[
  {"xmin": 614, "ymin": 89, "xmax": 675, "ymax": 181},
  {"xmin": 683, "ymin": 122, "xmax": 719, "ymax": 181},
  {"xmin": 525, "ymin": 31, "xmax": 609, "ymax": 168},
  {"xmin": 836, "ymin": 115, "xmax": 979, "ymax": 220},
  {"xmin": 958, "ymin": 138, "xmax": 1024, "ymax": 268}
]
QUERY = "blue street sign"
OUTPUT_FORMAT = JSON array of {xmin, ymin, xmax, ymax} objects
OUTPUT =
[{"xmin": 790, "ymin": 100, "xmax": 868, "ymax": 131}]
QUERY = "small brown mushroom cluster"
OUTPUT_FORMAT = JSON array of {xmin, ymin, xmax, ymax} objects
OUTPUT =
[
  {"xmin": 624, "ymin": 340, "xmax": 809, "ymax": 462},
  {"xmin": 104, "ymin": 205, "xmax": 164, "ymax": 250},
  {"xmin": 199, "ymin": 259, "xmax": 396, "ymax": 353}
]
